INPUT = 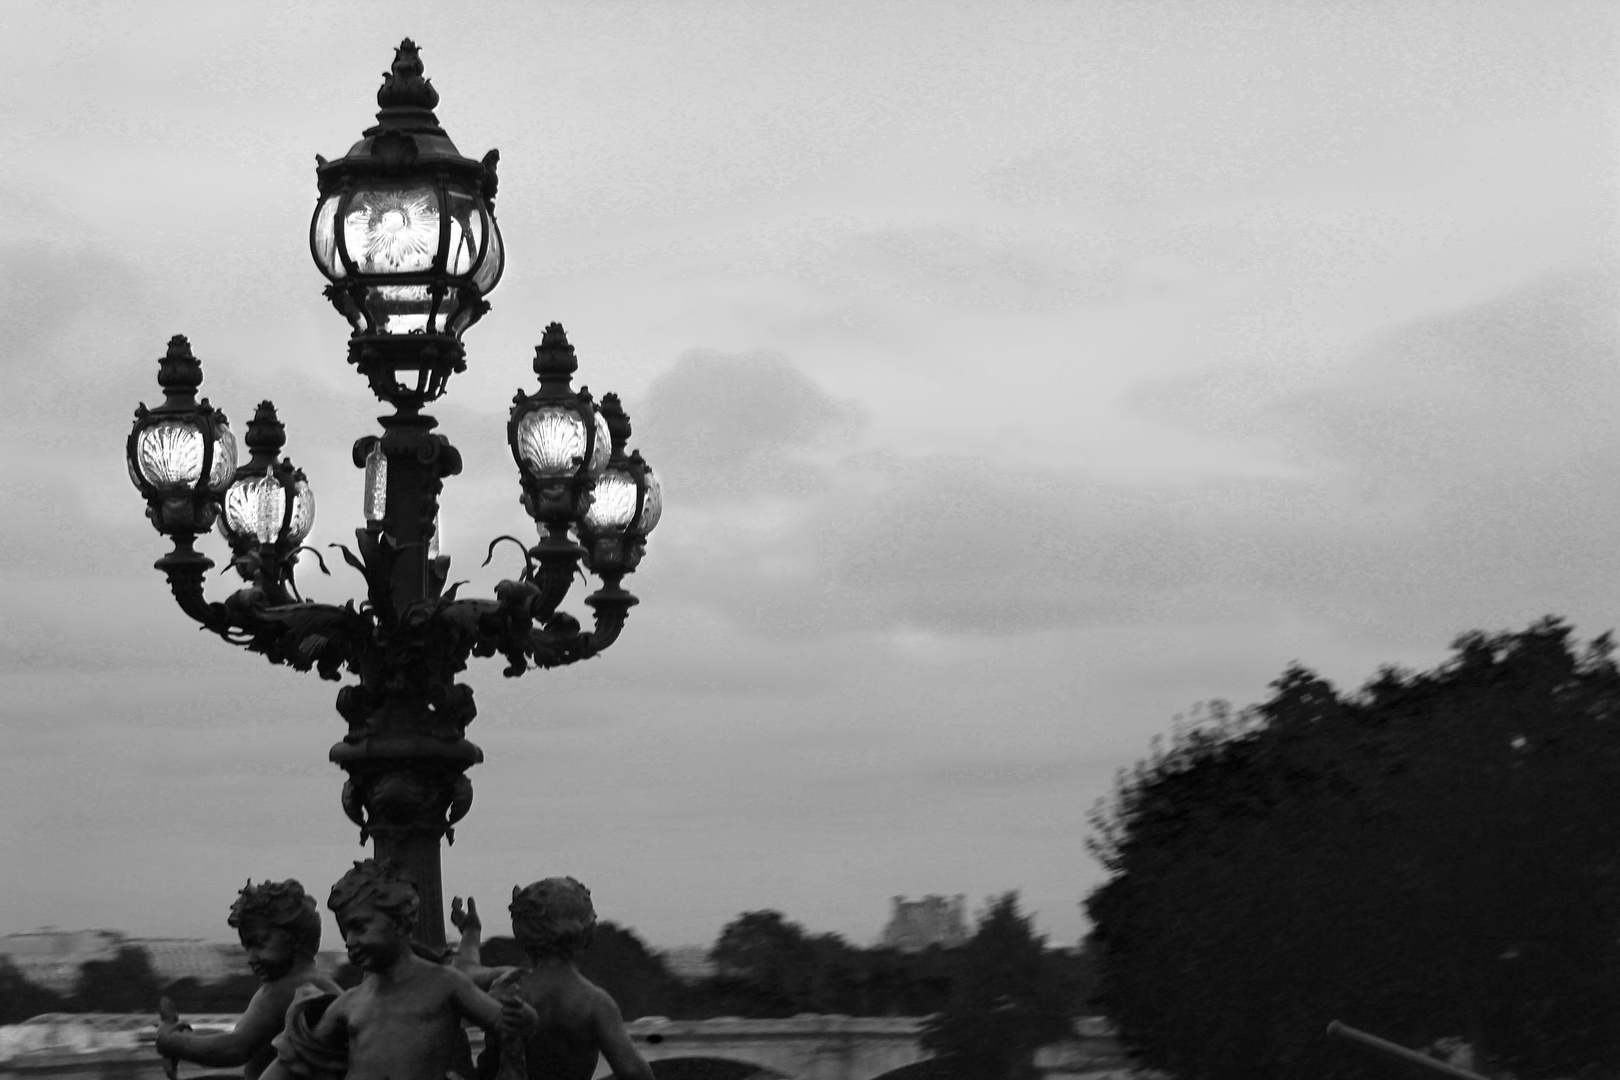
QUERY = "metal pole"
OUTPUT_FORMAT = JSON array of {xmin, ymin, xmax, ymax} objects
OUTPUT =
[{"xmin": 1326, "ymin": 1021, "xmax": 1492, "ymax": 1080}]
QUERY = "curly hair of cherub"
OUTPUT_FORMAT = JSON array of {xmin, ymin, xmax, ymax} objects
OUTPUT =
[
  {"xmin": 509, "ymin": 877, "xmax": 596, "ymax": 960},
  {"xmin": 327, "ymin": 860, "xmax": 420, "ymax": 929},
  {"xmin": 228, "ymin": 878, "xmax": 323, "ymax": 959}
]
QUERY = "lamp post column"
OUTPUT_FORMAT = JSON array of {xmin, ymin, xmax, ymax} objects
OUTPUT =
[{"xmin": 333, "ymin": 404, "xmax": 478, "ymax": 952}]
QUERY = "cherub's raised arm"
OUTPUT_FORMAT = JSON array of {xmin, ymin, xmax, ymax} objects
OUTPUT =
[{"xmin": 450, "ymin": 896, "xmax": 518, "ymax": 990}]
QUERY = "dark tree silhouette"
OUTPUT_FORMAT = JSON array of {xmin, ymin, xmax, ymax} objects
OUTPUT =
[
  {"xmin": 158, "ymin": 973, "xmax": 259, "ymax": 1014},
  {"xmin": 473, "ymin": 924, "xmax": 681, "ymax": 1021},
  {"xmin": 686, "ymin": 909, "xmax": 964, "ymax": 1020},
  {"xmin": 577, "ymin": 921, "xmax": 685, "ymax": 1021},
  {"xmin": 0, "ymin": 958, "xmax": 63, "ymax": 1024},
  {"xmin": 70, "ymin": 945, "xmax": 163, "ymax": 1013},
  {"xmin": 1085, "ymin": 619, "xmax": 1620, "ymax": 1079},
  {"xmin": 920, "ymin": 893, "xmax": 1076, "ymax": 1080},
  {"xmin": 705, "ymin": 909, "xmax": 833, "ymax": 1017}
]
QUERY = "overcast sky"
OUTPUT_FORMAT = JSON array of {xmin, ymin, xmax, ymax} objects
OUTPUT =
[{"xmin": 0, "ymin": 1, "xmax": 1614, "ymax": 952}]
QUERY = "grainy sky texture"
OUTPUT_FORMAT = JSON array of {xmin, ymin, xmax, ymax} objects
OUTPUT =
[{"xmin": 0, "ymin": 1, "xmax": 1615, "ymax": 949}]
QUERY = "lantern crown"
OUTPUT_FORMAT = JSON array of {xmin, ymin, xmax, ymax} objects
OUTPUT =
[
  {"xmin": 378, "ymin": 39, "xmax": 440, "ymax": 112},
  {"xmin": 316, "ymin": 40, "xmax": 477, "ymax": 193},
  {"xmin": 240, "ymin": 401, "xmax": 288, "ymax": 473},
  {"xmin": 154, "ymin": 334, "xmax": 204, "ymax": 410},
  {"xmin": 533, "ymin": 323, "xmax": 580, "ymax": 388}
]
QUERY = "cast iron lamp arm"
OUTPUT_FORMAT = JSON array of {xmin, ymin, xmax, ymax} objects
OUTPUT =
[
  {"xmin": 221, "ymin": 593, "xmax": 373, "ymax": 682},
  {"xmin": 430, "ymin": 568, "xmax": 638, "ymax": 678},
  {"xmin": 154, "ymin": 536, "xmax": 229, "ymax": 630},
  {"xmin": 152, "ymin": 530, "xmax": 374, "ymax": 681}
]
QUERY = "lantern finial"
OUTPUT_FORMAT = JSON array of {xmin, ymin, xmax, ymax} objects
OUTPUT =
[
  {"xmin": 534, "ymin": 323, "xmax": 578, "ymax": 384},
  {"xmin": 599, "ymin": 393, "xmax": 631, "ymax": 455},
  {"xmin": 156, "ymin": 335, "xmax": 204, "ymax": 410},
  {"xmin": 243, "ymin": 401, "xmax": 287, "ymax": 471},
  {"xmin": 378, "ymin": 39, "xmax": 439, "ymax": 111}
]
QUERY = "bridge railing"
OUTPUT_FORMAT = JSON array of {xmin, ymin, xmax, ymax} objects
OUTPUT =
[{"xmin": 0, "ymin": 1013, "xmax": 1139, "ymax": 1080}]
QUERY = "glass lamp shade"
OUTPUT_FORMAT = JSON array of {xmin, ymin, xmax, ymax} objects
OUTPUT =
[
  {"xmin": 513, "ymin": 405, "xmax": 609, "ymax": 481},
  {"xmin": 583, "ymin": 468, "xmax": 637, "ymax": 533},
  {"xmin": 591, "ymin": 409, "xmax": 611, "ymax": 475},
  {"xmin": 584, "ymin": 463, "xmax": 663, "ymax": 535},
  {"xmin": 223, "ymin": 473, "xmax": 315, "ymax": 548},
  {"xmin": 130, "ymin": 417, "xmax": 237, "ymax": 494},
  {"xmin": 311, "ymin": 181, "xmax": 503, "ymax": 339},
  {"xmin": 637, "ymin": 467, "xmax": 663, "ymax": 533}
]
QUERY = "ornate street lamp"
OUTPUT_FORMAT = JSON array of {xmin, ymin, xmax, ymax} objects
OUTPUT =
[{"xmin": 126, "ymin": 40, "xmax": 659, "ymax": 950}]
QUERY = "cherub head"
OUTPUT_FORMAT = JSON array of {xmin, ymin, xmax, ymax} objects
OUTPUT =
[
  {"xmin": 228, "ymin": 878, "xmax": 322, "ymax": 980},
  {"xmin": 328, "ymin": 860, "xmax": 420, "ymax": 972},
  {"xmin": 509, "ymin": 877, "xmax": 596, "ymax": 962}
]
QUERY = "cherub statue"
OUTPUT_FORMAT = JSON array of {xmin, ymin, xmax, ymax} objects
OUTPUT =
[
  {"xmin": 267, "ymin": 860, "xmax": 534, "ymax": 1080},
  {"xmin": 450, "ymin": 880, "xmax": 653, "ymax": 1080},
  {"xmin": 155, "ymin": 879, "xmax": 342, "ymax": 1080}
]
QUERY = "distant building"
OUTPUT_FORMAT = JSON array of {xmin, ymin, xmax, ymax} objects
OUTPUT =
[
  {"xmin": 134, "ymin": 939, "xmax": 250, "ymax": 985},
  {"xmin": 0, "ymin": 931, "xmax": 126, "ymax": 994},
  {"xmin": 0, "ymin": 931, "xmax": 256, "ymax": 993},
  {"xmin": 878, "ymin": 895, "xmax": 968, "ymax": 951},
  {"xmin": 658, "ymin": 945, "xmax": 716, "ymax": 983}
]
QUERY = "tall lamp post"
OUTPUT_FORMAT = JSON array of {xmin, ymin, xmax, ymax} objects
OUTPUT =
[{"xmin": 125, "ymin": 41, "xmax": 661, "ymax": 950}]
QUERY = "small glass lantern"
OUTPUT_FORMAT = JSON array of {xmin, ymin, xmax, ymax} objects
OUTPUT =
[
  {"xmin": 223, "ymin": 468, "xmax": 316, "ymax": 549},
  {"xmin": 221, "ymin": 401, "xmax": 316, "ymax": 569},
  {"xmin": 311, "ymin": 39, "xmax": 504, "ymax": 407},
  {"xmin": 127, "ymin": 335, "xmax": 238, "ymax": 536},
  {"xmin": 579, "ymin": 394, "xmax": 660, "ymax": 578},
  {"xmin": 511, "ymin": 401, "xmax": 610, "ymax": 482},
  {"xmin": 509, "ymin": 323, "xmax": 611, "ymax": 532},
  {"xmin": 584, "ymin": 452, "xmax": 661, "ymax": 537}
]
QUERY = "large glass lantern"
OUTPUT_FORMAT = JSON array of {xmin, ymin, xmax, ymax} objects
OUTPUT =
[
  {"xmin": 127, "ymin": 335, "xmax": 237, "ymax": 536},
  {"xmin": 221, "ymin": 401, "xmax": 316, "ymax": 576},
  {"xmin": 311, "ymin": 39, "xmax": 503, "ymax": 407}
]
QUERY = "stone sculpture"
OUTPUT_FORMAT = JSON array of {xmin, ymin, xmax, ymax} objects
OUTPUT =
[
  {"xmin": 450, "ymin": 880, "xmax": 653, "ymax": 1080},
  {"xmin": 264, "ymin": 861, "xmax": 533, "ymax": 1080},
  {"xmin": 155, "ymin": 879, "xmax": 342, "ymax": 1080}
]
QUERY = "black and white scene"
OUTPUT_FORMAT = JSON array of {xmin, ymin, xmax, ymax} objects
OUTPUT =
[{"xmin": 0, "ymin": 3, "xmax": 1615, "ymax": 1078}]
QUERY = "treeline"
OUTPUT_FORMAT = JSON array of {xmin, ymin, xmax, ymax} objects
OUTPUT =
[
  {"xmin": 563, "ymin": 895, "xmax": 1091, "ymax": 1080},
  {"xmin": 488, "ymin": 899, "xmax": 1093, "ymax": 1026},
  {"xmin": 0, "ymin": 946, "xmax": 263, "ymax": 1024},
  {"xmin": 1, "ymin": 898, "xmax": 1086, "ymax": 1080},
  {"xmin": 1086, "ymin": 619, "xmax": 1620, "ymax": 1079},
  {"xmin": 2, "ymin": 895, "xmax": 1092, "ymax": 1038}
]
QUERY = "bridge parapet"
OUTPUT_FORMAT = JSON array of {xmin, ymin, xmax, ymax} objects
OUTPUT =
[
  {"xmin": 608, "ymin": 1015, "xmax": 930, "ymax": 1080},
  {"xmin": 0, "ymin": 1013, "xmax": 1140, "ymax": 1080}
]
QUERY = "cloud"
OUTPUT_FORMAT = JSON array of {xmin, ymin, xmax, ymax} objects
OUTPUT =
[
  {"xmin": 636, "ymin": 348, "xmax": 862, "ymax": 502},
  {"xmin": 1115, "ymin": 264, "xmax": 1620, "ymax": 637},
  {"xmin": 636, "ymin": 264, "xmax": 1620, "ymax": 648},
  {"xmin": 1284, "ymin": 267, "xmax": 1620, "ymax": 487}
]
